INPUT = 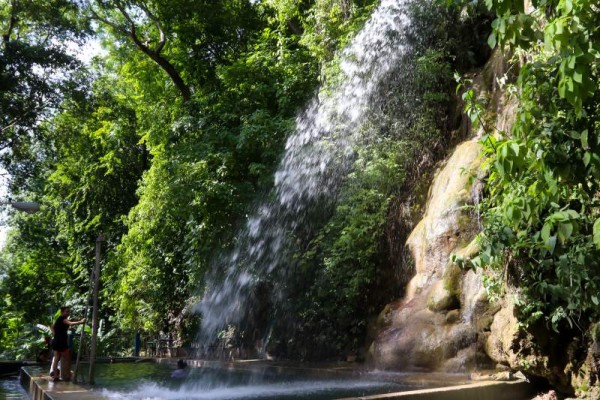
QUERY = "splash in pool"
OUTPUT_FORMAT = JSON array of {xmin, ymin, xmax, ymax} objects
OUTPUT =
[{"xmin": 100, "ymin": 379, "xmax": 401, "ymax": 400}]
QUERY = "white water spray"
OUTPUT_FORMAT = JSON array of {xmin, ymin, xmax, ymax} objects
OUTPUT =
[
  {"xmin": 199, "ymin": 0, "xmax": 415, "ymax": 338},
  {"xmin": 102, "ymin": 380, "xmax": 399, "ymax": 400}
]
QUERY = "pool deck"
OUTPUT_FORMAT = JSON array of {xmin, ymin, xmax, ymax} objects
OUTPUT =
[
  {"xmin": 19, "ymin": 360, "xmax": 536, "ymax": 400},
  {"xmin": 20, "ymin": 367, "xmax": 105, "ymax": 400}
]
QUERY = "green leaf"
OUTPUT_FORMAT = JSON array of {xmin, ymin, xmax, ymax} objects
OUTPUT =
[
  {"xmin": 581, "ymin": 130, "xmax": 589, "ymax": 149},
  {"xmin": 510, "ymin": 142, "xmax": 521, "ymax": 157},
  {"xmin": 584, "ymin": 152, "xmax": 591, "ymax": 166},
  {"xmin": 573, "ymin": 68, "xmax": 583, "ymax": 84},
  {"xmin": 561, "ymin": 0, "xmax": 573, "ymax": 14},
  {"xmin": 558, "ymin": 77, "xmax": 566, "ymax": 97},
  {"xmin": 568, "ymin": 130, "xmax": 581, "ymax": 139},
  {"xmin": 541, "ymin": 223, "xmax": 552, "ymax": 242},
  {"xmin": 488, "ymin": 32, "xmax": 497, "ymax": 49},
  {"xmin": 593, "ymin": 219, "xmax": 600, "ymax": 248},
  {"xmin": 546, "ymin": 235, "xmax": 557, "ymax": 254},
  {"xmin": 557, "ymin": 222, "xmax": 573, "ymax": 243}
]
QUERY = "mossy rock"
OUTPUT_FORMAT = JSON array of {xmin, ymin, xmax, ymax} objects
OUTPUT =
[
  {"xmin": 412, "ymin": 344, "xmax": 445, "ymax": 369},
  {"xmin": 446, "ymin": 309, "xmax": 461, "ymax": 324},
  {"xmin": 476, "ymin": 314, "xmax": 494, "ymax": 332},
  {"xmin": 428, "ymin": 281, "xmax": 459, "ymax": 312},
  {"xmin": 591, "ymin": 322, "xmax": 600, "ymax": 343},
  {"xmin": 375, "ymin": 302, "xmax": 398, "ymax": 328},
  {"xmin": 455, "ymin": 238, "xmax": 480, "ymax": 260},
  {"xmin": 442, "ymin": 262, "xmax": 463, "ymax": 296}
]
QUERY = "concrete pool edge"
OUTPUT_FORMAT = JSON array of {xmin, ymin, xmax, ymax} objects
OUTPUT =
[
  {"xmin": 19, "ymin": 363, "xmax": 536, "ymax": 400},
  {"xmin": 336, "ymin": 379, "xmax": 536, "ymax": 400},
  {"xmin": 20, "ymin": 367, "xmax": 106, "ymax": 399}
]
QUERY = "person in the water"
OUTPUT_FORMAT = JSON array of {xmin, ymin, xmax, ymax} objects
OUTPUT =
[{"xmin": 171, "ymin": 359, "xmax": 189, "ymax": 379}]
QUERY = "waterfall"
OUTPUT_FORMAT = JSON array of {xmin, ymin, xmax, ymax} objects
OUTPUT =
[{"xmin": 198, "ymin": 0, "xmax": 415, "ymax": 340}]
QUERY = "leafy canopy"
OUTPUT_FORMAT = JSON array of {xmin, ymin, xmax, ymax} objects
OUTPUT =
[{"xmin": 457, "ymin": 0, "xmax": 600, "ymax": 331}]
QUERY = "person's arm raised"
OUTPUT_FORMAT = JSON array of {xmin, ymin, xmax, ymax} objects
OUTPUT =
[{"xmin": 64, "ymin": 318, "xmax": 86, "ymax": 326}]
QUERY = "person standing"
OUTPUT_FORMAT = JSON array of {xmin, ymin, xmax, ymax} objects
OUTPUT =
[{"xmin": 50, "ymin": 306, "xmax": 85, "ymax": 382}]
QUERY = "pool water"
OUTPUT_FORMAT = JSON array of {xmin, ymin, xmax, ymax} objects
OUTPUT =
[
  {"xmin": 0, "ymin": 376, "xmax": 28, "ymax": 399},
  {"xmin": 93, "ymin": 362, "xmax": 422, "ymax": 400}
]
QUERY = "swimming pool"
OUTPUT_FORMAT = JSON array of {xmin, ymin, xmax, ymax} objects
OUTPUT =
[
  {"xmin": 91, "ymin": 362, "xmax": 426, "ymax": 400},
  {"xmin": 0, "ymin": 376, "xmax": 28, "ymax": 399}
]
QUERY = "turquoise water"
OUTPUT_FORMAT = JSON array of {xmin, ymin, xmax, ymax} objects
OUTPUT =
[
  {"xmin": 0, "ymin": 376, "xmax": 28, "ymax": 399},
  {"xmin": 92, "ymin": 363, "xmax": 422, "ymax": 400}
]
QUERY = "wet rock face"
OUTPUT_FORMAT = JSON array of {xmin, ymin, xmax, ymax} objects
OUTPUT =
[
  {"xmin": 484, "ymin": 297, "xmax": 598, "ymax": 396},
  {"xmin": 369, "ymin": 44, "xmax": 600, "ymax": 394},
  {"xmin": 369, "ymin": 140, "xmax": 491, "ymax": 371},
  {"xmin": 485, "ymin": 300, "xmax": 552, "ymax": 379},
  {"xmin": 570, "ymin": 328, "xmax": 600, "ymax": 399},
  {"xmin": 369, "ymin": 50, "xmax": 516, "ymax": 373}
]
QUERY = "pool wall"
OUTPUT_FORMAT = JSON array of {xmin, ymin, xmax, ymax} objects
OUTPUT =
[
  {"xmin": 19, "ymin": 362, "xmax": 535, "ymax": 400},
  {"xmin": 337, "ymin": 380, "xmax": 535, "ymax": 400},
  {"xmin": 20, "ymin": 367, "xmax": 105, "ymax": 400}
]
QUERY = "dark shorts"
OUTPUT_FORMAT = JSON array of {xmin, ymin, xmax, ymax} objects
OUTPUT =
[{"xmin": 51, "ymin": 338, "xmax": 68, "ymax": 352}]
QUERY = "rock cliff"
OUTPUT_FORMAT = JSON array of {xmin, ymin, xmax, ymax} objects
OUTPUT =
[{"xmin": 371, "ymin": 47, "xmax": 600, "ymax": 397}]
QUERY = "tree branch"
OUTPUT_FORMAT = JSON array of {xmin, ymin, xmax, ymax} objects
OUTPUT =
[
  {"xmin": 89, "ymin": 8, "xmax": 129, "ymax": 36},
  {"xmin": 136, "ymin": 1, "xmax": 165, "ymax": 55},
  {"xmin": 2, "ymin": 0, "xmax": 18, "ymax": 49},
  {"xmin": 1, "ymin": 119, "xmax": 19, "ymax": 133},
  {"xmin": 114, "ymin": 1, "xmax": 137, "ymax": 36},
  {"xmin": 91, "ymin": 0, "xmax": 191, "ymax": 101}
]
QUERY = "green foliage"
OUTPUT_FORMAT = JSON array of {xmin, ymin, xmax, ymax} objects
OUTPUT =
[
  {"xmin": 289, "ymin": 142, "xmax": 407, "ymax": 357},
  {"xmin": 459, "ymin": 0, "xmax": 600, "ymax": 332},
  {"xmin": 111, "ymin": 2, "xmax": 317, "ymax": 333},
  {"xmin": 1, "ymin": 0, "xmax": 490, "ymax": 360},
  {"xmin": 301, "ymin": 0, "xmax": 377, "ymax": 62},
  {"xmin": 456, "ymin": 75, "xmax": 486, "ymax": 127},
  {"xmin": 0, "ymin": 220, "xmax": 73, "ymax": 359},
  {"xmin": 0, "ymin": 0, "xmax": 89, "ymax": 191},
  {"xmin": 461, "ymin": 0, "xmax": 599, "ymax": 113},
  {"xmin": 0, "ymin": 75, "xmax": 146, "ymax": 357},
  {"xmin": 285, "ymin": 32, "xmax": 467, "ymax": 357}
]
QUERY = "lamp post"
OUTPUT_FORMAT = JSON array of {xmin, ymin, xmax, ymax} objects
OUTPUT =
[
  {"xmin": 88, "ymin": 233, "xmax": 105, "ymax": 385},
  {"xmin": 1, "ymin": 202, "xmax": 41, "ymax": 247},
  {"xmin": 1, "ymin": 201, "xmax": 40, "ymax": 214},
  {"xmin": 2, "ymin": 200, "xmax": 105, "ymax": 384}
]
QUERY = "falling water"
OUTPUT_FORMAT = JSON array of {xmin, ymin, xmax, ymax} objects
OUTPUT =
[{"xmin": 198, "ymin": 0, "xmax": 416, "ymax": 339}]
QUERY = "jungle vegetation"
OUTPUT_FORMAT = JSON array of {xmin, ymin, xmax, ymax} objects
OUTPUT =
[
  {"xmin": 455, "ymin": 0, "xmax": 600, "ymax": 337},
  {"xmin": 10, "ymin": 0, "xmax": 588, "ymax": 364}
]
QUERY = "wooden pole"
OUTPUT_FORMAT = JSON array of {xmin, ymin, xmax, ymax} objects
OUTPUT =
[
  {"xmin": 73, "ymin": 267, "xmax": 94, "ymax": 384},
  {"xmin": 88, "ymin": 233, "xmax": 105, "ymax": 385}
]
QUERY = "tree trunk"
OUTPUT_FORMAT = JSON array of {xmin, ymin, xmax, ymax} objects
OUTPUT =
[{"xmin": 135, "ymin": 42, "xmax": 191, "ymax": 102}]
